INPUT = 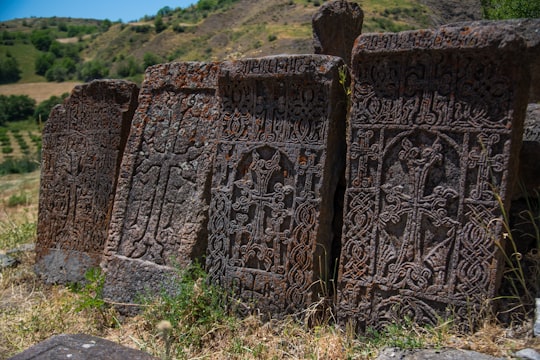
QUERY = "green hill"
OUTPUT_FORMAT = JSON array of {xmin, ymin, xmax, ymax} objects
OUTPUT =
[{"xmin": 0, "ymin": 0, "xmax": 483, "ymax": 86}]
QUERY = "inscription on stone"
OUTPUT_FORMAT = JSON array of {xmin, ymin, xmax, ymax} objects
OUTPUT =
[
  {"xmin": 207, "ymin": 55, "xmax": 346, "ymax": 316},
  {"xmin": 36, "ymin": 80, "xmax": 139, "ymax": 284},
  {"xmin": 338, "ymin": 25, "xmax": 529, "ymax": 330},
  {"xmin": 103, "ymin": 62, "xmax": 220, "ymax": 304}
]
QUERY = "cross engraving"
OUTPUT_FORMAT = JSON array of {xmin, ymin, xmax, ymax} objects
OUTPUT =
[
  {"xmin": 230, "ymin": 148, "xmax": 294, "ymax": 272},
  {"xmin": 379, "ymin": 136, "xmax": 458, "ymax": 292}
]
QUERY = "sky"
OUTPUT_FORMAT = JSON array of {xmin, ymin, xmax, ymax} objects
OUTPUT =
[{"xmin": 0, "ymin": 0, "xmax": 197, "ymax": 22}]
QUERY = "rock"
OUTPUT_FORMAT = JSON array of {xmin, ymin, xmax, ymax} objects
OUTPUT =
[
  {"xmin": 8, "ymin": 333, "xmax": 157, "ymax": 360},
  {"xmin": 0, "ymin": 253, "xmax": 18, "ymax": 270},
  {"xmin": 338, "ymin": 23, "xmax": 529, "ymax": 331},
  {"xmin": 376, "ymin": 347, "xmax": 503, "ymax": 360},
  {"xmin": 35, "ymin": 80, "xmax": 139, "ymax": 285},
  {"xmin": 515, "ymin": 348, "xmax": 540, "ymax": 360},
  {"xmin": 312, "ymin": 0, "xmax": 363, "ymax": 65},
  {"xmin": 102, "ymin": 62, "xmax": 220, "ymax": 307}
]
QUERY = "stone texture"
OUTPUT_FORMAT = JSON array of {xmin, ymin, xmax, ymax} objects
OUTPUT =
[
  {"xmin": 36, "ymin": 80, "xmax": 139, "ymax": 284},
  {"xmin": 312, "ymin": 0, "xmax": 363, "ymax": 65},
  {"xmin": 9, "ymin": 334, "xmax": 157, "ymax": 360},
  {"xmin": 376, "ymin": 347, "xmax": 503, "ymax": 360},
  {"xmin": 103, "ymin": 62, "xmax": 220, "ymax": 305},
  {"xmin": 338, "ymin": 25, "xmax": 529, "ymax": 331},
  {"xmin": 206, "ymin": 55, "xmax": 347, "ymax": 317},
  {"xmin": 446, "ymin": 19, "xmax": 540, "ymax": 102}
]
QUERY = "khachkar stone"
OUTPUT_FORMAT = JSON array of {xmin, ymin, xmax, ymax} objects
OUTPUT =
[
  {"xmin": 207, "ymin": 55, "xmax": 347, "ymax": 317},
  {"xmin": 103, "ymin": 62, "xmax": 220, "ymax": 304},
  {"xmin": 337, "ymin": 25, "xmax": 530, "ymax": 331},
  {"xmin": 36, "ymin": 80, "xmax": 139, "ymax": 284},
  {"xmin": 312, "ymin": 0, "xmax": 363, "ymax": 66}
]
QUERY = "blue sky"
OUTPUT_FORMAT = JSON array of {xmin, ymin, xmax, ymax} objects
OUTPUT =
[{"xmin": 0, "ymin": 0, "xmax": 197, "ymax": 22}]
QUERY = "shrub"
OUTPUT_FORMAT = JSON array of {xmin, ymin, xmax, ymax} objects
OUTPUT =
[
  {"xmin": 78, "ymin": 60, "xmax": 109, "ymax": 81},
  {"xmin": 0, "ymin": 95, "xmax": 36, "ymax": 125},
  {"xmin": 30, "ymin": 29, "xmax": 53, "ymax": 51},
  {"xmin": 481, "ymin": 0, "xmax": 540, "ymax": 19},
  {"xmin": 35, "ymin": 52, "xmax": 55, "ymax": 76},
  {"xmin": 0, "ymin": 54, "xmax": 21, "ymax": 84},
  {"xmin": 143, "ymin": 52, "xmax": 163, "ymax": 69},
  {"xmin": 34, "ymin": 93, "xmax": 68, "ymax": 123},
  {"xmin": 0, "ymin": 157, "xmax": 40, "ymax": 175},
  {"xmin": 115, "ymin": 57, "xmax": 142, "ymax": 78}
]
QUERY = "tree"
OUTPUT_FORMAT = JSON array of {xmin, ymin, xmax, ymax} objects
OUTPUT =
[
  {"xmin": 0, "ymin": 54, "xmax": 21, "ymax": 84},
  {"xmin": 35, "ymin": 52, "xmax": 55, "ymax": 76},
  {"xmin": 34, "ymin": 93, "xmax": 68, "ymax": 123},
  {"xmin": 0, "ymin": 95, "xmax": 36, "ymax": 125},
  {"xmin": 143, "ymin": 52, "xmax": 163, "ymax": 69},
  {"xmin": 154, "ymin": 15, "xmax": 167, "ymax": 33},
  {"xmin": 78, "ymin": 60, "xmax": 109, "ymax": 82},
  {"xmin": 30, "ymin": 29, "xmax": 53, "ymax": 51},
  {"xmin": 481, "ymin": 0, "xmax": 540, "ymax": 19}
]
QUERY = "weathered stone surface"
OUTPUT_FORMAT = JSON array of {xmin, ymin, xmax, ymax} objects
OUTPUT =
[
  {"xmin": 103, "ymin": 62, "xmax": 220, "ymax": 304},
  {"xmin": 312, "ymin": 0, "xmax": 363, "ymax": 65},
  {"xmin": 206, "ymin": 55, "xmax": 347, "ymax": 317},
  {"xmin": 524, "ymin": 103, "xmax": 540, "ymax": 142},
  {"xmin": 446, "ymin": 19, "xmax": 540, "ymax": 102},
  {"xmin": 376, "ymin": 347, "xmax": 503, "ymax": 360},
  {"xmin": 9, "ymin": 334, "xmax": 157, "ymax": 360},
  {"xmin": 338, "ymin": 25, "xmax": 529, "ymax": 331},
  {"xmin": 36, "ymin": 80, "xmax": 139, "ymax": 284}
]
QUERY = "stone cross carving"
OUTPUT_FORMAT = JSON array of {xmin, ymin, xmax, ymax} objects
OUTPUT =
[
  {"xmin": 103, "ymin": 62, "xmax": 220, "ymax": 305},
  {"xmin": 338, "ymin": 25, "xmax": 529, "ymax": 331},
  {"xmin": 36, "ymin": 80, "xmax": 139, "ymax": 284},
  {"xmin": 206, "ymin": 55, "xmax": 347, "ymax": 317}
]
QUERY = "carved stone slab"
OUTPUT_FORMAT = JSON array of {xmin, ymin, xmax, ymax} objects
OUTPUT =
[
  {"xmin": 312, "ymin": 0, "xmax": 364, "ymax": 65},
  {"xmin": 36, "ymin": 80, "xmax": 139, "ymax": 284},
  {"xmin": 207, "ymin": 55, "xmax": 347, "ymax": 317},
  {"xmin": 338, "ymin": 25, "xmax": 529, "ymax": 330},
  {"xmin": 103, "ymin": 62, "xmax": 220, "ymax": 304},
  {"xmin": 9, "ymin": 334, "xmax": 157, "ymax": 360}
]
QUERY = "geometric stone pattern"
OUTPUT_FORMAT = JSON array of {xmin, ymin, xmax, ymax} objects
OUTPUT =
[
  {"xmin": 206, "ymin": 55, "xmax": 347, "ymax": 317},
  {"xmin": 103, "ymin": 62, "xmax": 220, "ymax": 305},
  {"xmin": 337, "ymin": 25, "xmax": 529, "ymax": 331},
  {"xmin": 8, "ymin": 334, "xmax": 157, "ymax": 360},
  {"xmin": 36, "ymin": 80, "xmax": 139, "ymax": 284}
]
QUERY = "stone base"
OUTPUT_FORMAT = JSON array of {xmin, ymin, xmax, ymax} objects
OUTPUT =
[{"xmin": 34, "ymin": 249, "xmax": 98, "ymax": 284}]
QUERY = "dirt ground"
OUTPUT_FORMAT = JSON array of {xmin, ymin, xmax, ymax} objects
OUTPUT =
[{"xmin": 0, "ymin": 82, "xmax": 81, "ymax": 103}]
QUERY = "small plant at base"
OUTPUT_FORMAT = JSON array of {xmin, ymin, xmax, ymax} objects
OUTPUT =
[
  {"xmin": 69, "ymin": 267, "xmax": 116, "ymax": 328},
  {"xmin": 141, "ymin": 262, "xmax": 235, "ymax": 357}
]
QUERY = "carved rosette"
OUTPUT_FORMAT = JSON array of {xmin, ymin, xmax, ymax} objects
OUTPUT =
[{"xmin": 338, "ymin": 25, "xmax": 529, "ymax": 331}]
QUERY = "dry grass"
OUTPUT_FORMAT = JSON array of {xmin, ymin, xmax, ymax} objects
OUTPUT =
[{"xmin": 0, "ymin": 82, "xmax": 80, "ymax": 103}]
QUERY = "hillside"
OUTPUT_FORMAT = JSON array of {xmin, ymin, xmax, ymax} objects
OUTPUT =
[{"xmin": 0, "ymin": 0, "xmax": 482, "ymax": 92}]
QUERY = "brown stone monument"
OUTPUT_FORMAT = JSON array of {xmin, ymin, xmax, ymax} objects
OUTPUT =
[
  {"xmin": 103, "ymin": 62, "xmax": 220, "ymax": 304},
  {"xmin": 312, "ymin": 0, "xmax": 364, "ymax": 65},
  {"xmin": 206, "ymin": 55, "xmax": 347, "ymax": 317},
  {"xmin": 338, "ymin": 25, "xmax": 529, "ymax": 331},
  {"xmin": 36, "ymin": 80, "xmax": 139, "ymax": 284}
]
